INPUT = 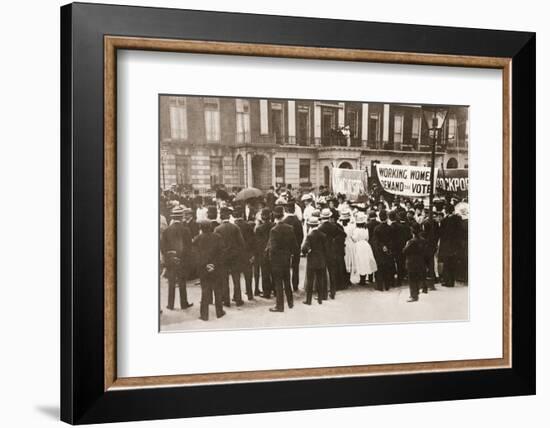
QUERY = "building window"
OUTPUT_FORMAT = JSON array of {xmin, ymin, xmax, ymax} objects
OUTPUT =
[
  {"xmin": 447, "ymin": 114, "xmax": 457, "ymax": 143},
  {"xmin": 297, "ymin": 104, "xmax": 310, "ymax": 145},
  {"xmin": 299, "ymin": 159, "xmax": 310, "ymax": 184},
  {"xmin": 270, "ymin": 102, "xmax": 285, "ymax": 144},
  {"xmin": 275, "ymin": 158, "xmax": 285, "ymax": 185},
  {"xmin": 368, "ymin": 113, "xmax": 380, "ymax": 143},
  {"xmin": 393, "ymin": 114, "xmax": 404, "ymax": 144},
  {"xmin": 210, "ymin": 156, "xmax": 223, "ymax": 186},
  {"xmin": 446, "ymin": 157, "xmax": 458, "ymax": 169},
  {"xmin": 175, "ymin": 155, "xmax": 191, "ymax": 185},
  {"xmin": 236, "ymin": 99, "xmax": 251, "ymax": 143},
  {"xmin": 204, "ymin": 97, "xmax": 220, "ymax": 142},
  {"xmin": 411, "ymin": 114, "xmax": 421, "ymax": 146},
  {"xmin": 169, "ymin": 97, "xmax": 188, "ymax": 140},
  {"xmin": 410, "ymin": 160, "xmax": 418, "ymax": 166},
  {"xmin": 346, "ymin": 109, "xmax": 359, "ymax": 138}
]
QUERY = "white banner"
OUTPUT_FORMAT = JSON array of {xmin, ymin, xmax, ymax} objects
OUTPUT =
[
  {"xmin": 331, "ymin": 167, "xmax": 367, "ymax": 199},
  {"xmin": 375, "ymin": 163, "xmax": 438, "ymax": 197}
]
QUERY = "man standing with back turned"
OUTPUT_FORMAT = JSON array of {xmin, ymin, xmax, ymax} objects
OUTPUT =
[{"xmin": 266, "ymin": 206, "xmax": 298, "ymax": 312}]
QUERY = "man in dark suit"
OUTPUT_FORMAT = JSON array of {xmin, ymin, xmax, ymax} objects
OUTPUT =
[
  {"xmin": 282, "ymin": 200, "xmax": 303, "ymax": 291},
  {"xmin": 214, "ymin": 207, "xmax": 245, "ymax": 306},
  {"xmin": 373, "ymin": 210, "xmax": 396, "ymax": 291},
  {"xmin": 183, "ymin": 207, "xmax": 199, "ymax": 238},
  {"xmin": 301, "ymin": 216, "xmax": 328, "ymax": 305},
  {"xmin": 207, "ymin": 205, "xmax": 220, "ymax": 229},
  {"xmin": 421, "ymin": 211, "xmax": 441, "ymax": 290},
  {"xmin": 266, "ymin": 186, "xmax": 277, "ymax": 210},
  {"xmin": 391, "ymin": 210, "xmax": 412, "ymax": 286},
  {"xmin": 255, "ymin": 208, "xmax": 274, "ymax": 298},
  {"xmin": 266, "ymin": 206, "xmax": 298, "ymax": 312},
  {"xmin": 234, "ymin": 207, "xmax": 256, "ymax": 300},
  {"xmin": 403, "ymin": 223, "xmax": 427, "ymax": 302},
  {"xmin": 160, "ymin": 206, "xmax": 194, "ymax": 310},
  {"xmin": 193, "ymin": 220, "xmax": 225, "ymax": 320},
  {"xmin": 438, "ymin": 204, "xmax": 463, "ymax": 287},
  {"xmin": 318, "ymin": 208, "xmax": 346, "ymax": 299}
]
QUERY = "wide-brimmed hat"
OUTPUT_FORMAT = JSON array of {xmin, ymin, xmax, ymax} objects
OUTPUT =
[
  {"xmin": 171, "ymin": 206, "xmax": 184, "ymax": 217},
  {"xmin": 339, "ymin": 209, "xmax": 351, "ymax": 220},
  {"xmin": 301, "ymin": 193, "xmax": 313, "ymax": 201},
  {"xmin": 320, "ymin": 208, "xmax": 332, "ymax": 219},
  {"xmin": 307, "ymin": 216, "xmax": 320, "ymax": 226}
]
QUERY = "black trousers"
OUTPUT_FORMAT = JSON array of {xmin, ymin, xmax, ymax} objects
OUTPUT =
[
  {"xmin": 376, "ymin": 266, "xmax": 395, "ymax": 291},
  {"xmin": 166, "ymin": 265, "xmax": 189, "ymax": 309},
  {"xmin": 425, "ymin": 250, "xmax": 437, "ymax": 289},
  {"xmin": 252, "ymin": 254, "xmax": 261, "ymax": 294},
  {"xmin": 200, "ymin": 273, "xmax": 224, "ymax": 320},
  {"xmin": 290, "ymin": 252, "xmax": 300, "ymax": 291},
  {"xmin": 441, "ymin": 255, "xmax": 457, "ymax": 287},
  {"xmin": 240, "ymin": 258, "xmax": 253, "ymax": 299},
  {"xmin": 259, "ymin": 254, "xmax": 273, "ymax": 297},
  {"xmin": 221, "ymin": 263, "xmax": 243, "ymax": 305},
  {"xmin": 305, "ymin": 267, "xmax": 324, "ymax": 303},
  {"xmin": 408, "ymin": 271, "xmax": 425, "ymax": 300},
  {"xmin": 395, "ymin": 253, "xmax": 406, "ymax": 285},
  {"xmin": 326, "ymin": 259, "xmax": 338, "ymax": 298},
  {"xmin": 272, "ymin": 266, "xmax": 293, "ymax": 310}
]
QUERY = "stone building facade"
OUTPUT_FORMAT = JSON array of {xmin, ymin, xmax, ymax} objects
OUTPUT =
[{"xmin": 159, "ymin": 95, "xmax": 469, "ymax": 192}]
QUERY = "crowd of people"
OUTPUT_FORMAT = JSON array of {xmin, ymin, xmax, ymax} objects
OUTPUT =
[{"xmin": 160, "ymin": 184, "xmax": 468, "ymax": 321}]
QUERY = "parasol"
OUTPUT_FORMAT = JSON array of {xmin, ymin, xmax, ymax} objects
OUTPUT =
[{"xmin": 234, "ymin": 187, "xmax": 263, "ymax": 202}]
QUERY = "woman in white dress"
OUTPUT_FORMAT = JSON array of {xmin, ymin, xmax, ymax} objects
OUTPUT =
[
  {"xmin": 351, "ymin": 212, "xmax": 378, "ymax": 285},
  {"xmin": 338, "ymin": 208, "xmax": 355, "ymax": 286}
]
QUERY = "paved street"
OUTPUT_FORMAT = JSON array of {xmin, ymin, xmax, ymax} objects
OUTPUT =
[{"xmin": 160, "ymin": 262, "xmax": 468, "ymax": 332}]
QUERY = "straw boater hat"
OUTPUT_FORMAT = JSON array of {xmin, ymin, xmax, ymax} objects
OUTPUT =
[
  {"xmin": 311, "ymin": 209, "xmax": 321, "ymax": 218},
  {"xmin": 320, "ymin": 208, "xmax": 332, "ymax": 219},
  {"xmin": 307, "ymin": 216, "xmax": 320, "ymax": 226},
  {"xmin": 275, "ymin": 196, "xmax": 287, "ymax": 205},
  {"xmin": 339, "ymin": 209, "xmax": 351, "ymax": 220},
  {"xmin": 170, "ymin": 206, "xmax": 185, "ymax": 218},
  {"xmin": 301, "ymin": 193, "xmax": 313, "ymax": 202},
  {"xmin": 355, "ymin": 212, "xmax": 367, "ymax": 224}
]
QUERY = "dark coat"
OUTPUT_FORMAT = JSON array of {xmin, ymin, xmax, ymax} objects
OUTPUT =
[
  {"xmin": 438, "ymin": 214, "xmax": 463, "ymax": 258},
  {"xmin": 366, "ymin": 219, "xmax": 381, "ymax": 244},
  {"xmin": 255, "ymin": 221, "xmax": 274, "ymax": 254},
  {"xmin": 192, "ymin": 231, "xmax": 224, "ymax": 278},
  {"xmin": 421, "ymin": 218, "xmax": 440, "ymax": 253},
  {"xmin": 373, "ymin": 222, "xmax": 395, "ymax": 268},
  {"xmin": 301, "ymin": 228, "xmax": 328, "ymax": 270},
  {"xmin": 214, "ymin": 221, "xmax": 245, "ymax": 264},
  {"xmin": 235, "ymin": 218, "xmax": 256, "ymax": 258},
  {"xmin": 391, "ymin": 221, "xmax": 412, "ymax": 252},
  {"xmin": 403, "ymin": 236, "xmax": 427, "ymax": 273},
  {"xmin": 282, "ymin": 214, "xmax": 304, "ymax": 251},
  {"xmin": 318, "ymin": 221, "xmax": 347, "ymax": 261},
  {"xmin": 266, "ymin": 222, "xmax": 299, "ymax": 270},
  {"xmin": 183, "ymin": 218, "xmax": 199, "ymax": 239},
  {"xmin": 160, "ymin": 221, "xmax": 193, "ymax": 268}
]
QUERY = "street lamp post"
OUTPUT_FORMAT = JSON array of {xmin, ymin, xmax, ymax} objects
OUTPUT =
[{"xmin": 422, "ymin": 106, "xmax": 448, "ymax": 219}]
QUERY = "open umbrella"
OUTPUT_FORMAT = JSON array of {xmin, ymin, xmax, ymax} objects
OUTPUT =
[{"xmin": 234, "ymin": 187, "xmax": 263, "ymax": 202}]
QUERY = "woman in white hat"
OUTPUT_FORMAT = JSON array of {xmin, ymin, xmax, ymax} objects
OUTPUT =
[{"xmin": 351, "ymin": 212, "xmax": 377, "ymax": 285}]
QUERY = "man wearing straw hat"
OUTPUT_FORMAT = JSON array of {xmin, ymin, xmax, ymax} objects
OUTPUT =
[
  {"xmin": 160, "ymin": 206, "xmax": 194, "ymax": 310},
  {"xmin": 266, "ymin": 206, "xmax": 298, "ymax": 312},
  {"xmin": 318, "ymin": 208, "xmax": 346, "ymax": 299},
  {"xmin": 301, "ymin": 216, "xmax": 328, "ymax": 305}
]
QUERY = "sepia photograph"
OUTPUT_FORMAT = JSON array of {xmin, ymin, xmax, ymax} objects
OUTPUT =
[{"xmin": 158, "ymin": 95, "xmax": 469, "ymax": 332}]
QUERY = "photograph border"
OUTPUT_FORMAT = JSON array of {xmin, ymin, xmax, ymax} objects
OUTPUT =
[
  {"xmin": 105, "ymin": 35, "xmax": 510, "ymax": 390},
  {"xmin": 61, "ymin": 3, "xmax": 534, "ymax": 424}
]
